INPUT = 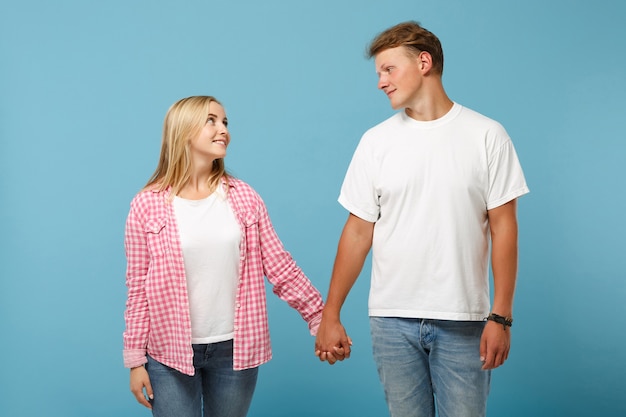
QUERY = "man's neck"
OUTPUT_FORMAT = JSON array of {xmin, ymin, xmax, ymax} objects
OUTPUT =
[{"xmin": 405, "ymin": 83, "xmax": 453, "ymax": 121}]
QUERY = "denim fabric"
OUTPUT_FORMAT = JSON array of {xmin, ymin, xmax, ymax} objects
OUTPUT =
[
  {"xmin": 370, "ymin": 317, "xmax": 490, "ymax": 417},
  {"xmin": 146, "ymin": 340, "xmax": 258, "ymax": 417}
]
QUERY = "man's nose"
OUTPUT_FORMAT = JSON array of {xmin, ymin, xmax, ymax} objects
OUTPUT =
[{"xmin": 377, "ymin": 74, "xmax": 388, "ymax": 90}]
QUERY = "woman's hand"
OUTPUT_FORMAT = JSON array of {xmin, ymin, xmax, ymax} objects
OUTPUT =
[{"xmin": 130, "ymin": 366, "xmax": 153, "ymax": 409}]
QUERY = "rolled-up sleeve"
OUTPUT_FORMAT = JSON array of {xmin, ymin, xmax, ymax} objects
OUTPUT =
[
  {"xmin": 122, "ymin": 199, "xmax": 150, "ymax": 368},
  {"xmin": 256, "ymin": 197, "xmax": 324, "ymax": 335}
]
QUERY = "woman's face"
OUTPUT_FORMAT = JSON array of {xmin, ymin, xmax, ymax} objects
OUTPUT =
[{"xmin": 189, "ymin": 101, "xmax": 230, "ymax": 162}]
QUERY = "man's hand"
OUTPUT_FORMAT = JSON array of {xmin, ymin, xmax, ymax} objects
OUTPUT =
[
  {"xmin": 479, "ymin": 320, "xmax": 511, "ymax": 370},
  {"xmin": 315, "ymin": 317, "xmax": 352, "ymax": 365}
]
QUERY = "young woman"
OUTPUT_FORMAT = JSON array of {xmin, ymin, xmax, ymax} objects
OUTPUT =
[{"xmin": 123, "ymin": 95, "xmax": 324, "ymax": 417}]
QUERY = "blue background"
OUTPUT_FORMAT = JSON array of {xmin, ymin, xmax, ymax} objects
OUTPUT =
[{"xmin": 1, "ymin": 0, "xmax": 625, "ymax": 416}]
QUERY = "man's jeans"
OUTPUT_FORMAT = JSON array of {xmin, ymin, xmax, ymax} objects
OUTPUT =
[
  {"xmin": 370, "ymin": 317, "xmax": 490, "ymax": 417},
  {"xmin": 146, "ymin": 340, "xmax": 258, "ymax": 417}
]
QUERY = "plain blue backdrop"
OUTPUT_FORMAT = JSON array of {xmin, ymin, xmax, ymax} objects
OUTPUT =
[{"xmin": 1, "ymin": 0, "xmax": 625, "ymax": 416}]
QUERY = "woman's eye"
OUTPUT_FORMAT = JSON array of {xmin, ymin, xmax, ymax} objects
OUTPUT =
[{"xmin": 206, "ymin": 117, "xmax": 215, "ymax": 125}]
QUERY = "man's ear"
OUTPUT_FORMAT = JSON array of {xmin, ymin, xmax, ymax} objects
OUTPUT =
[{"xmin": 418, "ymin": 51, "xmax": 433, "ymax": 73}]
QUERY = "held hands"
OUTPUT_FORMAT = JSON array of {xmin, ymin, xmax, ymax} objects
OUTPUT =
[
  {"xmin": 314, "ymin": 318, "xmax": 352, "ymax": 365},
  {"xmin": 130, "ymin": 366, "xmax": 153, "ymax": 409},
  {"xmin": 479, "ymin": 320, "xmax": 511, "ymax": 370}
]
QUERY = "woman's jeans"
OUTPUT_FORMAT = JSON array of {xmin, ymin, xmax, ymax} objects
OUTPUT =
[
  {"xmin": 146, "ymin": 340, "xmax": 258, "ymax": 417},
  {"xmin": 370, "ymin": 317, "xmax": 490, "ymax": 417}
]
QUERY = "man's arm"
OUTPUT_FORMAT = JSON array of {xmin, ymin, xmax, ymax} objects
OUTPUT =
[
  {"xmin": 315, "ymin": 213, "xmax": 374, "ymax": 364},
  {"xmin": 480, "ymin": 199, "xmax": 519, "ymax": 370}
]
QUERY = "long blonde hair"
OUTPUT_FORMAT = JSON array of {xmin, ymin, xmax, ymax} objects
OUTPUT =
[{"xmin": 144, "ymin": 96, "xmax": 229, "ymax": 197}]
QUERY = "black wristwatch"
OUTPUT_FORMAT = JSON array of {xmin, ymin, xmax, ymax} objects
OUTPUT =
[{"xmin": 485, "ymin": 313, "xmax": 513, "ymax": 330}]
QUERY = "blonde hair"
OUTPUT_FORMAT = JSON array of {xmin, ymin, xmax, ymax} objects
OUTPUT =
[{"xmin": 144, "ymin": 96, "xmax": 229, "ymax": 197}]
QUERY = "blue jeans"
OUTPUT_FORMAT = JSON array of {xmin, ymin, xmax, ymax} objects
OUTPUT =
[
  {"xmin": 370, "ymin": 317, "xmax": 490, "ymax": 417},
  {"xmin": 146, "ymin": 340, "xmax": 258, "ymax": 417}
]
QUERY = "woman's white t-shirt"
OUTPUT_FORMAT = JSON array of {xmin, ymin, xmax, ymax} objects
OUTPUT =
[{"xmin": 173, "ymin": 191, "xmax": 241, "ymax": 344}]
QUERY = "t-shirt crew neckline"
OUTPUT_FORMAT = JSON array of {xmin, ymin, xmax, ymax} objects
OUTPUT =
[
  {"xmin": 401, "ymin": 102, "xmax": 462, "ymax": 129},
  {"xmin": 174, "ymin": 191, "xmax": 222, "ymax": 205}
]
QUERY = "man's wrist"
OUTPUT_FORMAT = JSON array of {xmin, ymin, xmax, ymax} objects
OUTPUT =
[{"xmin": 485, "ymin": 313, "xmax": 513, "ymax": 330}]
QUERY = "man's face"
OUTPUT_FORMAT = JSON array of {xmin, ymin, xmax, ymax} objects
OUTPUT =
[{"xmin": 374, "ymin": 46, "xmax": 424, "ymax": 110}]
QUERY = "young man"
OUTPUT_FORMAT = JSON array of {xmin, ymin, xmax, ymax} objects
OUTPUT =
[{"xmin": 315, "ymin": 21, "xmax": 529, "ymax": 417}]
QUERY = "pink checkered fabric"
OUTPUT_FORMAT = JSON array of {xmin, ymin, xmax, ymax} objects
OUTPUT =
[{"xmin": 123, "ymin": 178, "xmax": 324, "ymax": 375}]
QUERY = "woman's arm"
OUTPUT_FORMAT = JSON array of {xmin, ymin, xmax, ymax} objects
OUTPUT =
[
  {"xmin": 122, "ymin": 200, "xmax": 150, "ymax": 368},
  {"xmin": 256, "ymin": 198, "xmax": 325, "ymax": 332}
]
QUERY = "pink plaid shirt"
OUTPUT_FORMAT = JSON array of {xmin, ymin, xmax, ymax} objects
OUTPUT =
[{"xmin": 123, "ymin": 178, "xmax": 324, "ymax": 375}]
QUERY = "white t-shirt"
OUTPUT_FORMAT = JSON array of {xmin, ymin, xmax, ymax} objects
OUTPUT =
[
  {"xmin": 173, "ymin": 190, "xmax": 241, "ymax": 343},
  {"xmin": 339, "ymin": 103, "xmax": 529, "ymax": 321}
]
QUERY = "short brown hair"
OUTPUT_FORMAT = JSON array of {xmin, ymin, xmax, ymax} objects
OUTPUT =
[{"xmin": 367, "ymin": 21, "xmax": 444, "ymax": 74}]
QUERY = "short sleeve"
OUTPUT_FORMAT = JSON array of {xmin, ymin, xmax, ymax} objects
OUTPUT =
[
  {"xmin": 338, "ymin": 137, "xmax": 380, "ymax": 222},
  {"xmin": 486, "ymin": 135, "xmax": 529, "ymax": 210}
]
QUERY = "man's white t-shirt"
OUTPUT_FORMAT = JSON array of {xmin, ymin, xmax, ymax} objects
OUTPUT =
[{"xmin": 339, "ymin": 103, "xmax": 529, "ymax": 321}]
